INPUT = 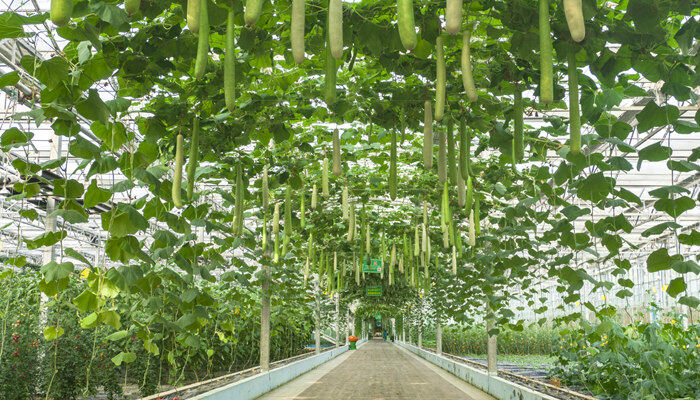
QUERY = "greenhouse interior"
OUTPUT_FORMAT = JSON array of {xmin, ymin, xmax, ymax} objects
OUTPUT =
[{"xmin": 0, "ymin": 0, "xmax": 698, "ymax": 399}]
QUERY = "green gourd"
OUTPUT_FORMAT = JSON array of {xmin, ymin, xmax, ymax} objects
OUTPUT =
[
  {"xmin": 50, "ymin": 0, "xmax": 73, "ymax": 26},
  {"xmin": 187, "ymin": 0, "xmax": 200, "ymax": 33},
  {"xmin": 244, "ymin": 0, "xmax": 263, "ymax": 27},
  {"xmin": 186, "ymin": 118, "xmax": 199, "ymax": 202},
  {"xmin": 539, "ymin": 0, "xmax": 553, "ymax": 105},
  {"xmin": 564, "ymin": 0, "xmax": 585, "ymax": 42},
  {"xmin": 423, "ymin": 101, "xmax": 433, "ymax": 169},
  {"xmin": 397, "ymin": 0, "xmax": 417, "ymax": 51},
  {"xmin": 194, "ymin": 0, "xmax": 209, "ymax": 79},
  {"xmin": 435, "ymin": 36, "xmax": 446, "ymax": 121},
  {"xmin": 513, "ymin": 88, "xmax": 524, "ymax": 163},
  {"xmin": 445, "ymin": 0, "xmax": 462, "ymax": 35},
  {"xmin": 328, "ymin": 0, "xmax": 343, "ymax": 59},
  {"xmin": 291, "ymin": 0, "xmax": 306, "ymax": 64},
  {"xmin": 224, "ymin": 7, "xmax": 236, "ymax": 113},
  {"xmin": 172, "ymin": 134, "xmax": 184, "ymax": 208},
  {"xmin": 461, "ymin": 30, "xmax": 478, "ymax": 102},
  {"xmin": 568, "ymin": 47, "xmax": 581, "ymax": 154}
]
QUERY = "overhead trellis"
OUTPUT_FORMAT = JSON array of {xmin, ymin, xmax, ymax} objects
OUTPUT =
[{"xmin": 0, "ymin": 0, "xmax": 698, "ymax": 360}]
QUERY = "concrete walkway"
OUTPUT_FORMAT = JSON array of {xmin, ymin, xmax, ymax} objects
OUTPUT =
[{"xmin": 257, "ymin": 339, "xmax": 495, "ymax": 400}]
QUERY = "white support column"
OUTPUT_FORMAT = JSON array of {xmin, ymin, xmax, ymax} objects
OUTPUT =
[
  {"xmin": 486, "ymin": 308, "xmax": 497, "ymax": 375},
  {"xmin": 260, "ymin": 261, "xmax": 271, "ymax": 372},
  {"xmin": 314, "ymin": 280, "xmax": 321, "ymax": 355},
  {"xmin": 436, "ymin": 321, "xmax": 442, "ymax": 355},
  {"xmin": 334, "ymin": 293, "xmax": 340, "ymax": 348}
]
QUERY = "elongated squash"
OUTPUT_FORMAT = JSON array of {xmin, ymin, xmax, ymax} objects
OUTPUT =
[
  {"xmin": 291, "ymin": 0, "xmax": 306, "ymax": 64},
  {"xmin": 224, "ymin": 7, "xmax": 236, "ymax": 112},
  {"xmin": 441, "ymin": 182, "xmax": 449, "ymax": 228},
  {"xmin": 457, "ymin": 173, "xmax": 465, "ymax": 207},
  {"xmin": 513, "ymin": 88, "xmax": 524, "ymax": 162},
  {"xmin": 474, "ymin": 199, "xmax": 481, "ymax": 235},
  {"xmin": 564, "ymin": 0, "xmax": 585, "ymax": 42},
  {"xmin": 186, "ymin": 117, "xmax": 200, "ymax": 201},
  {"xmin": 324, "ymin": 40, "xmax": 336, "ymax": 105},
  {"xmin": 328, "ymin": 0, "xmax": 343, "ymax": 60},
  {"xmin": 172, "ymin": 134, "xmax": 184, "ymax": 208},
  {"xmin": 244, "ymin": 0, "xmax": 263, "ymax": 27},
  {"xmin": 194, "ymin": 0, "xmax": 209, "ymax": 79},
  {"xmin": 272, "ymin": 202, "xmax": 280, "ymax": 235},
  {"xmin": 262, "ymin": 214, "xmax": 268, "ymax": 251},
  {"xmin": 187, "ymin": 0, "xmax": 200, "ymax": 33},
  {"xmin": 435, "ymin": 36, "xmax": 445, "ymax": 121},
  {"xmin": 125, "ymin": 0, "xmax": 140, "ymax": 16},
  {"xmin": 438, "ymin": 128, "xmax": 446, "ymax": 184},
  {"xmin": 458, "ymin": 117, "xmax": 470, "ymax": 180},
  {"xmin": 332, "ymin": 129, "xmax": 342, "ymax": 176},
  {"xmin": 284, "ymin": 185, "xmax": 292, "ymax": 238},
  {"xmin": 421, "ymin": 223, "xmax": 427, "ymax": 253},
  {"xmin": 322, "ymin": 156, "xmax": 329, "ymax": 197},
  {"xmin": 539, "ymin": 0, "xmax": 553, "ymax": 105},
  {"xmin": 389, "ymin": 130, "xmax": 397, "ymax": 199},
  {"xmin": 397, "ymin": 0, "xmax": 417, "ymax": 51},
  {"xmin": 568, "ymin": 47, "xmax": 581, "ymax": 154},
  {"xmin": 446, "ymin": 115, "xmax": 457, "ymax": 185},
  {"xmin": 461, "ymin": 30, "xmax": 478, "ymax": 102},
  {"xmin": 445, "ymin": 0, "xmax": 462, "ymax": 35},
  {"xmin": 342, "ymin": 184, "xmax": 348, "ymax": 220},
  {"xmin": 451, "ymin": 245, "xmax": 457, "ymax": 275},
  {"xmin": 347, "ymin": 202, "xmax": 355, "ymax": 241},
  {"xmin": 468, "ymin": 209, "xmax": 475, "ymax": 247},
  {"xmin": 365, "ymin": 221, "xmax": 370, "ymax": 254},
  {"xmin": 262, "ymin": 164, "xmax": 269, "ymax": 210},
  {"xmin": 50, "ymin": 0, "xmax": 72, "ymax": 26},
  {"xmin": 423, "ymin": 101, "xmax": 433, "ymax": 169},
  {"xmin": 465, "ymin": 175, "xmax": 473, "ymax": 212},
  {"xmin": 311, "ymin": 183, "xmax": 318, "ymax": 209},
  {"xmin": 414, "ymin": 225, "xmax": 419, "ymax": 257}
]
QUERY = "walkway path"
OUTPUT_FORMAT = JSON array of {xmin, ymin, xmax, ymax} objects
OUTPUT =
[{"xmin": 258, "ymin": 339, "xmax": 495, "ymax": 400}]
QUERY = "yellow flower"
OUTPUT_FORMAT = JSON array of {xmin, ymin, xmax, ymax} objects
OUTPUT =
[
  {"xmin": 671, "ymin": 320, "xmax": 676, "ymax": 324},
  {"xmin": 234, "ymin": 308, "xmax": 239, "ymax": 315}
]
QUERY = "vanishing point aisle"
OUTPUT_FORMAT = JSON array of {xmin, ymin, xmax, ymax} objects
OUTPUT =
[{"xmin": 258, "ymin": 339, "xmax": 495, "ymax": 400}]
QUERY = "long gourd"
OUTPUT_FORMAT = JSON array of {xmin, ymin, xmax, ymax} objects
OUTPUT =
[
  {"xmin": 172, "ymin": 134, "xmax": 184, "ymax": 208},
  {"xmin": 125, "ymin": 0, "xmax": 140, "ymax": 15},
  {"xmin": 284, "ymin": 185, "xmax": 292, "ymax": 239},
  {"xmin": 465, "ymin": 175, "xmax": 473, "ymax": 212},
  {"xmin": 311, "ymin": 183, "xmax": 318, "ymax": 209},
  {"xmin": 291, "ymin": 0, "xmax": 306, "ymax": 64},
  {"xmin": 244, "ymin": 0, "xmax": 263, "ymax": 27},
  {"xmin": 397, "ymin": 0, "xmax": 417, "ymax": 51},
  {"xmin": 328, "ymin": 0, "xmax": 343, "ymax": 60},
  {"xmin": 186, "ymin": 117, "xmax": 200, "ymax": 201},
  {"xmin": 50, "ymin": 0, "xmax": 72, "ymax": 26},
  {"xmin": 262, "ymin": 164, "xmax": 269, "ymax": 210},
  {"xmin": 445, "ymin": 0, "xmax": 462, "ymax": 35},
  {"xmin": 564, "ymin": 0, "xmax": 585, "ymax": 42},
  {"xmin": 435, "ymin": 36, "xmax": 446, "ymax": 121},
  {"xmin": 389, "ymin": 130, "xmax": 397, "ymax": 200},
  {"xmin": 457, "ymin": 173, "xmax": 465, "ymax": 207},
  {"xmin": 513, "ymin": 88, "xmax": 524, "ymax": 162},
  {"xmin": 300, "ymin": 192, "xmax": 306, "ymax": 227},
  {"xmin": 322, "ymin": 156, "xmax": 329, "ymax": 197},
  {"xmin": 342, "ymin": 184, "xmax": 349, "ymax": 219},
  {"xmin": 187, "ymin": 0, "xmax": 200, "ymax": 33},
  {"xmin": 194, "ymin": 0, "xmax": 209, "ymax": 79},
  {"xmin": 332, "ymin": 129, "xmax": 342, "ymax": 176},
  {"xmin": 423, "ymin": 101, "xmax": 433, "ymax": 169},
  {"xmin": 461, "ymin": 30, "xmax": 478, "ymax": 102},
  {"xmin": 568, "ymin": 47, "xmax": 581, "ymax": 154},
  {"xmin": 224, "ymin": 7, "xmax": 236, "ymax": 113},
  {"xmin": 438, "ymin": 127, "xmax": 446, "ymax": 184},
  {"xmin": 446, "ymin": 115, "xmax": 457, "ymax": 185},
  {"xmin": 539, "ymin": 0, "xmax": 553, "ymax": 105}
]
